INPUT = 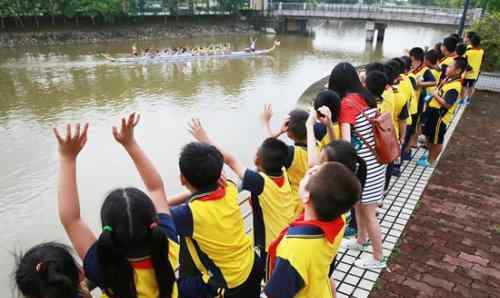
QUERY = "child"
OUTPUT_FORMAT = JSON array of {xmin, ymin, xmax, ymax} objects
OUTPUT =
[
  {"xmin": 261, "ymin": 105, "xmax": 310, "ymax": 216},
  {"xmin": 439, "ymin": 37, "xmax": 459, "ymax": 81},
  {"xmin": 456, "ymin": 43, "xmax": 467, "ymax": 57},
  {"xmin": 418, "ymin": 57, "xmax": 468, "ymax": 167},
  {"xmin": 365, "ymin": 70, "xmax": 397, "ymax": 192},
  {"xmin": 264, "ymin": 162, "xmax": 361, "ymax": 298},
  {"xmin": 463, "ymin": 32, "xmax": 484, "ymax": 105},
  {"xmin": 313, "ymin": 90, "xmax": 342, "ymax": 151},
  {"xmin": 403, "ymin": 47, "xmax": 436, "ymax": 161},
  {"xmin": 188, "ymin": 119, "xmax": 295, "ymax": 280},
  {"xmin": 15, "ymin": 242, "xmax": 91, "ymax": 298},
  {"xmin": 170, "ymin": 142, "xmax": 261, "ymax": 296},
  {"xmin": 53, "ymin": 114, "xmax": 178, "ymax": 298}
]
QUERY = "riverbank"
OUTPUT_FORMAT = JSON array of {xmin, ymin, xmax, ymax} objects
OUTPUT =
[
  {"xmin": 0, "ymin": 16, "xmax": 256, "ymax": 48},
  {"xmin": 370, "ymin": 91, "xmax": 500, "ymax": 297}
]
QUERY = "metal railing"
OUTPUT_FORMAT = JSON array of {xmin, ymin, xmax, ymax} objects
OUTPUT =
[{"xmin": 269, "ymin": 3, "xmax": 482, "ymax": 25}]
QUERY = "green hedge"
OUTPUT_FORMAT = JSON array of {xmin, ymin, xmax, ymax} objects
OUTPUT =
[{"xmin": 471, "ymin": 12, "xmax": 500, "ymax": 71}]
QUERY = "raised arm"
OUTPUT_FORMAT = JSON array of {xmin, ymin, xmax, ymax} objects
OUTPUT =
[
  {"xmin": 317, "ymin": 105, "xmax": 337, "ymax": 142},
  {"xmin": 112, "ymin": 113, "xmax": 170, "ymax": 214},
  {"xmin": 306, "ymin": 108, "xmax": 320, "ymax": 167},
  {"xmin": 53, "ymin": 123, "xmax": 96, "ymax": 260},
  {"xmin": 260, "ymin": 104, "xmax": 288, "ymax": 139},
  {"xmin": 189, "ymin": 119, "xmax": 247, "ymax": 179}
]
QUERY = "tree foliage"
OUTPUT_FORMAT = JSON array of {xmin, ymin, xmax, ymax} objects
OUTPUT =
[
  {"xmin": 470, "ymin": 11, "xmax": 500, "ymax": 71},
  {"xmin": 0, "ymin": 0, "xmax": 249, "ymax": 28}
]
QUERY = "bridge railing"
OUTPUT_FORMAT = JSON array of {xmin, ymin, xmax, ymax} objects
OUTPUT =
[{"xmin": 269, "ymin": 3, "xmax": 482, "ymax": 25}]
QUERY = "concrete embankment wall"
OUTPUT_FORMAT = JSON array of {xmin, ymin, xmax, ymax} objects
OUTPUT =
[{"xmin": 0, "ymin": 15, "xmax": 256, "ymax": 48}]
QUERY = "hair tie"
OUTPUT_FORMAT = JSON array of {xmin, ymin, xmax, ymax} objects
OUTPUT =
[
  {"xmin": 103, "ymin": 225, "xmax": 113, "ymax": 233},
  {"xmin": 35, "ymin": 262, "xmax": 44, "ymax": 273},
  {"xmin": 149, "ymin": 222, "xmax": 158, "ymax": 230}
]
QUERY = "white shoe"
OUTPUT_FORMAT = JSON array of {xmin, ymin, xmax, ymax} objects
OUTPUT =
[
  {"xmin": 341, "ymin": 238, "xmax": 368, "ymax": 251},
  {"xmin": 354, "ymin": 256, "xmax": 387, "ymax": 269}
]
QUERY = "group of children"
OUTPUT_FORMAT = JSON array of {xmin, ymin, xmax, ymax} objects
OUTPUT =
[{"xmin": 14, "ymin": 31, "xmax": 484, "ymax": 298}]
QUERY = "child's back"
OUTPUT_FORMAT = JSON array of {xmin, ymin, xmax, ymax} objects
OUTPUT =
[
  {"xmin": 172, "ymin": 142, "xmax": 258, "ymax": 296},
  {"xmin": 265, "ymin": 162, "xmax": 361, "ymax": 298}
]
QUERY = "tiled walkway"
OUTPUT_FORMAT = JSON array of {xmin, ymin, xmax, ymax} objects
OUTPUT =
[
  {"xmin": 249, "ymin": 95, "xmax": 468, "ymax": 297},
  {"xmin": 333, "ymin": 102, "xmax": 467, "ymax": 298}
]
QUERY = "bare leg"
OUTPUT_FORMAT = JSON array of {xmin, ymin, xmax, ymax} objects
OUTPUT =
[
  {"xmin": 355, "ymin": 203, "xmax": 368, "ymax": 244},
  {"xmin": 361, "ymin": 203, "xmax": 383, "ymax": 260},
  {"xmin": 428, "ymin": 143, "xmax": 443, "ymax": 163}
]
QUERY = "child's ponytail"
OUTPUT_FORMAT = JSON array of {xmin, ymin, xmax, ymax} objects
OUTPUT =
[
  {"xmin": 97, "ymin": 228, "xmax": 136, "ymax": 298},
  {"xmin": 150, "ymin": 223, "xmax": 175, "ymax": 298},
  {"xmin": 44, "ymin": 262, "xmax": 78, "ymax": 298}
]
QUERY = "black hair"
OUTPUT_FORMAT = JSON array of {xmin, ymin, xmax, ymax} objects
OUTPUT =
[
  {"xmin": 453, "ymin": 56, "xmax": 472, "ymax": 73},
  {"xmin": 179, "ymin": 142, "xmax": 224, "ymax": 190},
  {"xmin": 307, "ymin": 162, "xmax": 361, "ymax": 221},
  {"xmin": 470, "ymin": 33, "xmax": 481, "ymax": 47},
  {"xmin": 287, "ymin": 109, "xmax": 309, "ymax": 141},
  {"xmin": 323, "ymin": 140, "xmax": 367, "ymax": 189},
  {"xmin": 449, "ymin": 33, "xmax": 461, "ymax": 43},
  {"xmin": 365, "ymin": 62, "xmax": 385, "ymax": 74},
  {"xmin": 328, "ymin": 62, "xmax": 377, "ymax": 108},
  {"xmin": 409, "ymin": 47, "xmax": 425, "ymax": 62},
  {"xmin": 258, "ymin": 138, "xmax": 289, "ymax": 176},
  {"xmin": 387, "ymin": 59, "xmax": 403, "ymax": 77},
  {"xmin": 456, "ymin": 43, "xmax": 467, "ymax": 56},
  {"xmin": 15, "ymin": 242, "xmax": 80, "ymax": 298},
  {"xmin": 97, "ymin": 188, "xmax": 175, "ymax": 298},
  {"xmin": 443, "ymin": 37, "xmax": 458, "ymax": 53},
  {"xmin": 433, "ymin": 42, "xmax": 445, "ymax": 60},
  {"xmin": 424, "ymin": 49, "xmax": 439, "ymax": 65},
  {"xmin": 365, "ymin": 71, "xmax": 389, "ymax": 98},
  {"xmin": 313, "ymin": 90, "xmax": 341, "ymax": 123},
  {"xmin": 382, "ymin": 63, "xmax": 398, "ymax": 84},
  {"xmin": 399, "ymin": 56, "xmax": 412, "ymax": 73}
]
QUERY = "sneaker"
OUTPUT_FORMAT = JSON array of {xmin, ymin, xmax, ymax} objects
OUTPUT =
[
  {"xmin": 344, "ymin": 226, "xmax": 357, "ymax": 238},
  {"xmin": 341, "ymin": 238, "xmax": 369, "ymax": 251},
  {"xmin": 416, "ymin": 157, "xmax": 432, "ymax": 167},
  {"xmin": 354, "ymin": 257, "xmax": 387, "ymax": 269},
  {"xmin": 417, "ymin": 153, "xmax": 428, "ymax": 163}
]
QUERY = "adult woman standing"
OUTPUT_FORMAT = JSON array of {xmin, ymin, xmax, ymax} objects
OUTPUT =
[{"xmin": 330, "ymin": 62, "xmax": 387, "ymax": 269}]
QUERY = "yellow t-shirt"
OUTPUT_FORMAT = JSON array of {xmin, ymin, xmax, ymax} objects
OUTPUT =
[
  {"xmin": 285, "ymin": 145, "xmax": 309, "ymax": 217},
  {"xmin": 408, "ymin": 65, "xmax": 429, "ymax": 114},
  {"xmin": 243, "ymin": 169, "xmax": 296, "ymax": 251},
  {"xmin": 172, "ymin": 182, "xmax": 255, "ymax": 289},
  {"xmin": 464, "ymin": 48, "xmax": 484, "ymax": 80},
  {"xmin": 264, "ymin": 217, "xmax": 345, "ymax": 298},
  {"xmin": 398, "ymin": 74, "xmax": 417, "ymax": 123}
]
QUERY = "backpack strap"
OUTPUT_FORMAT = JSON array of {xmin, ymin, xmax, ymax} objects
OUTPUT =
[{"xmin": 346, "ymin": 100, "xmax": 378, "ymax": 156}]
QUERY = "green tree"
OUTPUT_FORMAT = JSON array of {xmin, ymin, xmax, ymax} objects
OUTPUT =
[{"xmin": 470, "ymin": 12, "xmax": 500, "ymax": 70}]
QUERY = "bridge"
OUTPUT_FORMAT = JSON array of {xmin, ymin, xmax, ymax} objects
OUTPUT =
[
  {"xmin": 261, "ymin": 3, "xmax": 482, "ymax": 41},
  {"xmin": 268, "ymin": 3, "xmax": 482, "ymax": 26}
]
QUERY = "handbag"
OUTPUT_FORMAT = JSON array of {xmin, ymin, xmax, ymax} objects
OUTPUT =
[{"xmin": 349, "ymin": 100, "xmax": 400, "ymax": 164}]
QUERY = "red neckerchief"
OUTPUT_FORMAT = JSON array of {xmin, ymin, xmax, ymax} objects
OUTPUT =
[
  {"xmin": 130, "ymin": 258, "xmax": 153, "ymax": 269},
  {"xmin": 192, "ymin": 186, "xmax": 226, "ymax": 202},
  {"xmin": 270, "ymin": 176, "xmax": 285, "ymax": 187},
  {"xmin": 266, "ymin": 213, "xmax": 345, "ymax": 280},
  {"xmin": 411, "ymin": 63, "xmax": 425, "ymax": 75}
]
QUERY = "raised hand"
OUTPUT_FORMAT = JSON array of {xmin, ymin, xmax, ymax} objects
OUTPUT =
[
  {"xmin": 260, "ymin": 104, "xmax": 273, "ymax": 124},
  {"xmin": 189, "ymin": 118, "xmax": 211, "ymax": 144},
  {"xmin": 112, "ymin": 113, "xmax": 140, "ymax": 147},
  {"xmin": 279, "ymin": 114, "xmax": 290, "ymax": 134},
  {"xmin": 306, "ymin": 107, "xmax": 317, "ymax": 129},
  {"xmin": 317, "ymin": 106, "xmax": 333, "ymax": 126},
  {"xmin": 53, "ymin": 123, "xmax": 89, "ymax": 161}
]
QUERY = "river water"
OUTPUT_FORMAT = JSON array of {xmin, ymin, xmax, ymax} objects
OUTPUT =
[{"xmin": 0, "ymin": 20, "xmax": 451, "ymax": 293}]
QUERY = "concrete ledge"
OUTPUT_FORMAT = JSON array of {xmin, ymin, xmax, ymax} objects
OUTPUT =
[{"xmin": 476, "ymin": 72, "xmax": 500, "ymax": 93}]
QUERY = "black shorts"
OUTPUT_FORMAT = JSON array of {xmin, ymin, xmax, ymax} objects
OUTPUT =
[
  {"xmin": 423, "ymin": 108, "xmax": 447, "ymax": 145},
  {"xmin": 407, "ymin": 114, "xmax": 419, "ymax": 135},
  {"xmin": 463, "ymin": 79, "xmax": 477, "ymax": 88}
]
